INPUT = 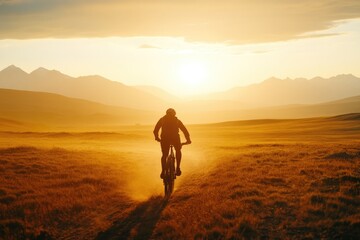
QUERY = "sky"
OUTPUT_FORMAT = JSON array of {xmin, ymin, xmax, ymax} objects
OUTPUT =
[{"xmin": 0, "ymin": 0, "xmax": 360, "ymax": 96}]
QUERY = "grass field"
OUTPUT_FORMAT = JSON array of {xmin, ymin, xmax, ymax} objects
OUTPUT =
[{"xmin": 0, "ymin": 114, "xmax": 359, "ymax": 239}]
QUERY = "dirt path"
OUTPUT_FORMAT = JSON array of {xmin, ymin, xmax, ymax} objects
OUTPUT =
[{"xmin": 96, "ymin": 196, "xmax": 168, "ymax": 240}]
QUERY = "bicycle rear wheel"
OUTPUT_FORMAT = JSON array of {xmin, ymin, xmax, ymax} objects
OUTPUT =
[
  {"xmin": 164, "ymin": 155, "xmax": 175, "ymax": 197},
  {"xmin": 168, "ymin": 156, "xmax": 175, "ymax": 194}
]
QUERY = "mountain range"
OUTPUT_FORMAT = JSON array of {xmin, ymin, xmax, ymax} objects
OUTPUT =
[
  {"xmin": 0, "ymin": 65, "xmax": 359, "ymax": 127},
  {"xmin": 1, "ymin": 65, "xmax": 360, "ymax": 111},
  {"xmin": 0, "ymin": 65, "xmax": 167, "ymax": 111},
  {"xmin": 199, "ymin": 74, "xmax": 360, "ymax": 108}
]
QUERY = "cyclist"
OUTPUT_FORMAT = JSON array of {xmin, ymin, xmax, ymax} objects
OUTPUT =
[{"xmin": 153, "ymin": 108, "xmax": 191, "ymax": 179}]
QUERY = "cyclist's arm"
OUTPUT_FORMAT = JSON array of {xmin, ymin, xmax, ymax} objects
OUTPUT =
[
  {"xmin": 153, "ymin": 118, "xmax": 163, "ymax": 141},
  {"xmin": 178, "ymin": 120, "xmax": 191, "ymax": 143}
]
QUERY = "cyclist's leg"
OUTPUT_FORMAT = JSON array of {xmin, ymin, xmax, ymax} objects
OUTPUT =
[
  {"xmin": 175, "ymin": 148, "xmax": 182, "ymax": 168},
  {"xmin": 174, "ymin": 135, "xmax": 182, "ymax": 175},
  {"xmin": 161, "ymin": 140, "xmax": 170, "ymax": 177}
]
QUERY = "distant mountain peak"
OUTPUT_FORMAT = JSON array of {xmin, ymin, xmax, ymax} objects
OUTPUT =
[
  {"xmin": 5, "ymin": 64, "xmax": 19, "ymax": 70},
  {"xmin": 262, "ymin": 77, "xmax": 282, "ymax": 84},
  {"xmin": 332, "ymin": 74, "xmax": 357, "ymax": 79},
  {"xmin": 0, "ymin": 65, "xmax": 28, "ymax": 75},
  {"xmin": 30, "ymin": 67, "xmax": 55, "ymax": 75},
  {"xmin": 266, "ymin": 76, "xmax": 281, "ymax": 81},
  {"xmin": 30, "ymin": 67, "xmax": 71, "ymax": 79},
  {"xmin": 262, "ymin": 74, "xmax": 359, "ymax": 85},
  {"xmin": 32, "ymin": 67, "xmax": 48, "ymax": 72},
  {"xmin": 78, "ymin": 74, "xmax": 107, "ymax": 80},
  {"xmin": 311, "ymin": 76, "xmax": 324, "ymax": 81}
]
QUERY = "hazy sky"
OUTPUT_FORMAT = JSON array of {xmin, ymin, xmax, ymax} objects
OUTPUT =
[{"xmin": 0, "ymin": 0, "xmax": 360, "ymax": 95}]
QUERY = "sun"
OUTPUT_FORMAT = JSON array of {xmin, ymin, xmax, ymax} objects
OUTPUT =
[{"xmin": 177, "ymin": 60, "xmax": 208, "ymax": 92}]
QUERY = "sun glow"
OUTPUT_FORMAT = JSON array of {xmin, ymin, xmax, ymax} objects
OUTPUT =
[{"xmin": 177, "ymin": 60, "xmax": 208, "ymax": 93}]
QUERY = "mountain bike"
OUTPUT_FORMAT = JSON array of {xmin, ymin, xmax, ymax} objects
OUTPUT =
[{"xmin": 163, "ymin": 143, "xmax": 188, "ymax": 197}]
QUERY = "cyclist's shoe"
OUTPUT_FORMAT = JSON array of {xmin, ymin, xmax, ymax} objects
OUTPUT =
[
  {"xmin": 160, "ymin": 171, "xmax": 165, "ymax": 179},
  {"xmin": 176, "ymin": 168, "xmax": 182, "ymax": 176}
]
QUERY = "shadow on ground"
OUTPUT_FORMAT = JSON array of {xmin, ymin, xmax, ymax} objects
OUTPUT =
[{"xmin": 96, "ymin": 196, "xmax": 167, "ymax": 240}]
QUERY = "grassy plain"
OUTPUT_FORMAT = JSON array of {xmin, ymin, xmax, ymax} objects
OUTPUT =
[{"xmin": 0, "ymin": 114, "xmax": 359, "ymax": 239}]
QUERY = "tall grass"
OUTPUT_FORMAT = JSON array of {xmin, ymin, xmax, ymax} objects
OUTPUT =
[
  {"xmin": 0, "ymin": 116, "xmax": 359, "ymax": 239},
  {"xmin": 153, "ymin": 143, "xmax": 360, "ymax": 239},
  {"xmin": 0, "ymin": 146, "xmax": 136, "ymax": 239}
]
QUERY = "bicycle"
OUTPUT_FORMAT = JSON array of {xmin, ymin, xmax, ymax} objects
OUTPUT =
[{"xmin": 163, "ymin": 143, "xmax": 188, "ymax": 197}]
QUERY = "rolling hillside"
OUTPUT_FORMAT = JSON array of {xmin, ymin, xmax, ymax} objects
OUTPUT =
[
  {"xmin": 180, "ymin": 95, "xmax": 360, "ymax": 123},
  {"xmin": 135, "ymin": 85, "xmax": 180, "ymax": 103},
  {"xmin": 0, "ymin": 88, "xmax": 359, "ymax": 129},
  {"xmin": 0, "ymin": 88, "xmax": 158, "ymax": 129},
  {"xmin": 224, "ymin": 95, "xmax": 360, "ymax": 121}
]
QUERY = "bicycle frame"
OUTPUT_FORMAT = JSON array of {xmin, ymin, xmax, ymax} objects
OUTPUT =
[{"xmin": 163, "ymin": 143, "xmax": 189, "ymax": 197}]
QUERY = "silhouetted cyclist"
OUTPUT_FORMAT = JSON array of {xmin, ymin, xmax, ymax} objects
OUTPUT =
[{"xmin": 153, "ymin": 108, "xmax": 191, "ymax": 179}]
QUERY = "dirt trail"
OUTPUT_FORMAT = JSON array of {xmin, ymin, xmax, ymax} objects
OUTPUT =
[
  {"xmin": 94, "ymin": 143, "xmax": 360, "ymax": 240},
  {"xmin": 96, "ymin": 196, "xmax": 168, "ymax": 240}
]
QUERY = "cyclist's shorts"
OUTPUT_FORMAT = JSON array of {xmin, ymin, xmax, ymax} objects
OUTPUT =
[{"xmin": 161, "ymin": 134, "xmax": 181, "ymax": 151}]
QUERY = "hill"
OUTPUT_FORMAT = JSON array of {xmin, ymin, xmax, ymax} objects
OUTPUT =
[
  {"xmin": 0, "ymin": 117, "xmax": 26, "ymax": 131},
  {"xmin": 0, "ymin": 65, "xmax": 167, "ymax": 110},
  {"xmin": 0, "ymin": 88, "xmax": 359, "ymax": 129},
  {"xmin": 135, "ymin": 85, "xmax": 180, "ymax": 103},
  {"xmin": 0, "ymin": 88, "xmax": 157, "ymax": 130},
  {"xmin": 201, "ymin": 74, "xmax": 360, "ymax": 107},
  {"xmin": 242, "ymin": 94, "xmax": 360, "ymax": 119},
  {"xmin": 181, "ymin": 95, "xmax": 360, "ymax": 123}
]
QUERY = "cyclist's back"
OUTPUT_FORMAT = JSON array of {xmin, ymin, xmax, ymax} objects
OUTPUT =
[{"xmin": 158, "ymin": 115, "xmax": 186, "ymax": 141}]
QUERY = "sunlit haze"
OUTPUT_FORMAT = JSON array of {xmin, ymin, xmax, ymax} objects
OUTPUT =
[
  {"xmin": 176, "ymin": 59, "xmax": 208, "ymax": 94},
  {"xmin": 1, "ymin": 2, "xmax": 360, "ymax": 239}
]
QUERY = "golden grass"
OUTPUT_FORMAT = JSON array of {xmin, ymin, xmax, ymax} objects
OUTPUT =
[
  {"xmin": 0, "ymin": 115, "xmax": 359, "ymax": 239},
  {"xmin": 0, "ymin": 147, "xmax": 137, "ymax": 239},
  {"xmin": 153, "ymin": 143, "xmax": 360, "ymax": 239},
  {"xmin": 0, "ymin": 130, "xmax": 164, "ymax": 239}
]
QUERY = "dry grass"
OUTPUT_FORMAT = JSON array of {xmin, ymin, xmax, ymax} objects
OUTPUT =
[
  {"xmin": 153, "ymin": 143, "xmax": 360, "ymax": 239},
  {"xmin": 0, "ymin": 130, "xmax": 163, "ymax": 239},
  {"xmin": 0, "ymin": 114, "xmax": 359, "ymax": 239},
  {"xmin": 0, "ymin": 146, "xmax": 138, "ymax": 239}
]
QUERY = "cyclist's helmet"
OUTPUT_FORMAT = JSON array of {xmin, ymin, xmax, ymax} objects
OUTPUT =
[{"xmin": 166, "ymin": 108, "xmax": 176, "ymax": 116}]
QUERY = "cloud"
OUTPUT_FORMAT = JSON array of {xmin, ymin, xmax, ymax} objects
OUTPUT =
[
  {"xmin": 0, "ymin": 0, "xmax": 359, "ymax": 44},
  {"xmin": 138, "ymin": 44, "xmax": 161, "ymax": 49},
  {"xmin": 252, "ymin": 50, "xmax": 269, "ymax": 54},
  {"xmin": 299, "ymin": 33, "xmax": 342, "ymax": 39},
  {"xmin": 0, "ymin": 0, "xmax": 23, "ymax": 6}
]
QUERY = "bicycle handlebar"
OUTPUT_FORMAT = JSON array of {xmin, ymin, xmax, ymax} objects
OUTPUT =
[{"xmin": 155, "ymin": 138, "xmax": 191, "ymax": 145}]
